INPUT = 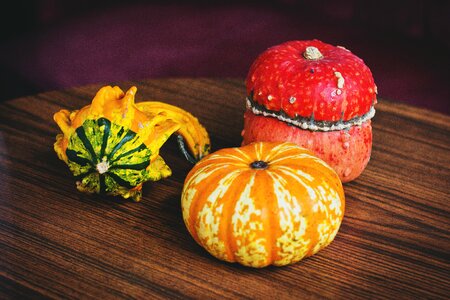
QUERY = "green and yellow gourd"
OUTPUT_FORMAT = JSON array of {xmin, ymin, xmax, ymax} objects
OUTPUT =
[{"xmin": 54, "ymin": 86, "xmax": 210, "ymax": 201}]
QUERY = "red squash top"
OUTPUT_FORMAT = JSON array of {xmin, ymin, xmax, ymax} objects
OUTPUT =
[{"xmin": 246, "ymin": 40, "xmax": 377, "ymax": 122}]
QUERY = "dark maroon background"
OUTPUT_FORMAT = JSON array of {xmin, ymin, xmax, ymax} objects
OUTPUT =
[{"xmin": 0, "ymin": 0, "xmax": 448, "ymax": 114}]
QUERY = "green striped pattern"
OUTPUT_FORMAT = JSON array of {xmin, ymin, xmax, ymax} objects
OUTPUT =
[{"xmin": 65, "ymin": 118, "xmax": 162, "ymax": 198}]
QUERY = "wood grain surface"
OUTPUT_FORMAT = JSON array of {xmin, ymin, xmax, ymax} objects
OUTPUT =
[{"xmin": 1, "ymin": 79, "xmax": 449, "ymax": 299}]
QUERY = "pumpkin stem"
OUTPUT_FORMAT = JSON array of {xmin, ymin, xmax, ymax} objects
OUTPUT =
[
  {"xmin": 303, "ymin": 46, "xmax": 323, "ymax": 60},
  {"xmin": 177, "ymin": 135, "xmax": 198, "ymax": 164},
  {"xmin": 250, "ymin": 160, "xmax": 268, "ymax": 170}
]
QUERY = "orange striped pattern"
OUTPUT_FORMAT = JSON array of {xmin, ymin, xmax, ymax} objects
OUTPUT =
[{"xmin": 181, "ymin": 142, "xmax": 345, "ymax": 267}]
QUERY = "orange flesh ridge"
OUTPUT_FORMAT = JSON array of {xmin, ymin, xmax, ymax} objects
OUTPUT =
[
  {"xmin": 254, "ymin": 168, "xmax": 277, "ymax": 265},
  {"xmin": 187, "ymin": 166, "xmax": 227, "ymax": 244},
  {"xmin": 219, "ymin": 170, "xmax": 251, "ymax": 261},
  {"xmin": 185, "ymin": 153, "xmax": 246, "ymax": 243}
]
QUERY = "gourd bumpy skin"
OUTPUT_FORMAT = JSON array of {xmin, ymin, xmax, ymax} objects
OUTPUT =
[{"xmin": 54, "ymin": 86, "xmax": 210, "ymax": 201}]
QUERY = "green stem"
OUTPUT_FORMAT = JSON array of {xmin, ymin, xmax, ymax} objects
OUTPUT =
[{"xmin": 177, "ymin": 135, "xmax": 198, "ymax": 164}]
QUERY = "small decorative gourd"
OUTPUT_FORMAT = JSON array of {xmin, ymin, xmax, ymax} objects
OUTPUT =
[
  {"xmin": 54, "ymin": 86, "xmax": 210, "ymax": 201},
  {"xmin": 181, "ymin": 142, "xmax": 345, "ymax": 267}
]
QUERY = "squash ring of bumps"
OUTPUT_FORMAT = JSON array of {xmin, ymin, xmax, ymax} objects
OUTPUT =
[{"xmin": 54, "ymin": 86, "xmax": 210, "ymax": 201}]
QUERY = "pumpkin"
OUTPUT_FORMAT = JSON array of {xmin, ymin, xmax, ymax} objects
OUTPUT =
[
  {"xmin": 181, "ymin": 142, "xmax": 345, "ymax": 267},
  {"xmin": 54, "ymin": 86, "xmax": 210, "ymax": 201},
  {"xmin": 242, "ymin": 40, "xmax": 377, "ymax": 182}
]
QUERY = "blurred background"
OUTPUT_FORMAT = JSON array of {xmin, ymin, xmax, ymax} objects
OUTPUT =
[{"xmin": 0, "ymin": 0, "xmax": 448, "ymax": 114}]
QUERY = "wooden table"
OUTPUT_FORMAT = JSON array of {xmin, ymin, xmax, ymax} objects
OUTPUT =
[{"xmin": 1, "ymin": 79, "xmax": 449, "ymax": 299}]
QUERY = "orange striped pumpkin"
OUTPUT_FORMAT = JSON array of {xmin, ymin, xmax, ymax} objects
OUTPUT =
[{"xmin": 181, "ymin": 142, "xmax": 345, "ymax": 267}]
